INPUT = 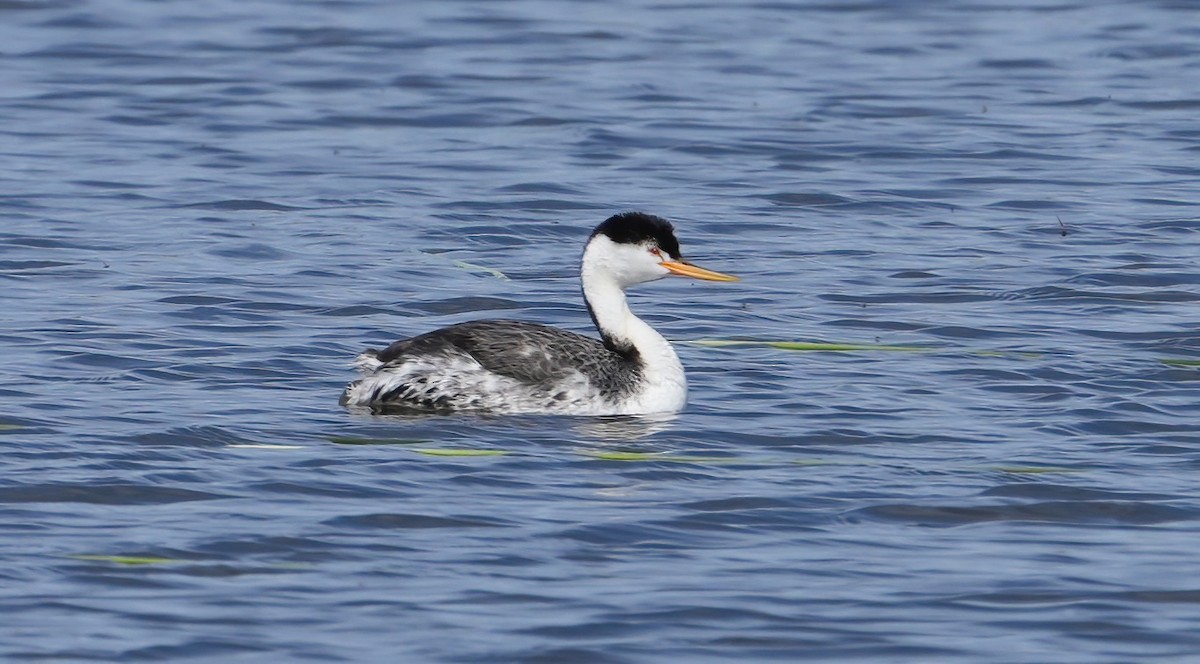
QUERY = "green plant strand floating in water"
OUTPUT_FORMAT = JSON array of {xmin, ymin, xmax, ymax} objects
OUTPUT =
[
  {"xmin": 411, "ymin": 448, "xmax": 507, "ymax": 457},
  {"xmin": 321, "ymin": 438, "xmax": 1087, "ymax": 474},
  {"xmin": 1161, "ymin": 358, "xmax": 1200, "ymax": 367},
  {"xmin": 413, "ymin": 249, "xmax": 511, "ymax": 281},
  {"xmin": 690, "ymin": 339, "xmax": 927, "ymax": 352},
  {"xmin": 451, "ymin": 259, "xmax": 510, "ymax": 281},
  {"xmin": 68, "ymin": 554, "xmax": 187, "ymax": 566},
  {"xmin": 690, "ymin": 339, "xmax": 1047, "ymax": 360}
]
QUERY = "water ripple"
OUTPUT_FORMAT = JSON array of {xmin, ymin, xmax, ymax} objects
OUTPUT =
[{"xmin": 2, "ymin": 0, "xmax": 1199, "ymax": 661}]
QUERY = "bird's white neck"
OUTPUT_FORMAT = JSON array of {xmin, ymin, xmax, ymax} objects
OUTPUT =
[{"xmin": 580, "ymin": 257, "xmax": 687, "ymax": 413}]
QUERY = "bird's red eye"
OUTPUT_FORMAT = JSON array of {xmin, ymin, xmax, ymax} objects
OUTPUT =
[{"xmin": 650, "ymin": 247, "xmax": 662, "ymax": 258}]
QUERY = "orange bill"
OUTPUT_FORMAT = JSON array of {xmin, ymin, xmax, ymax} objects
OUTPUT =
[{"xmin": 661, "ymin": 260, "xmax": 740, "ymax": 282}]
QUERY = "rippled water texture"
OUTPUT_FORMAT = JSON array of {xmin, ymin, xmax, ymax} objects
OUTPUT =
[{"xmin": 2, "ymin": 0, "xmax": 1199, "ymax": 661}]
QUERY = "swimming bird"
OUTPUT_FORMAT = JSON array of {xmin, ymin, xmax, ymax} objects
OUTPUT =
[{"xmin": 340, "ymin": 212, "xmax": 738, "ymax": 415}]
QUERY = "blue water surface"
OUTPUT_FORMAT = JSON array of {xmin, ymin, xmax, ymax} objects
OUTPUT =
[{"xmin": 2, "ymin": 0, "xmax": 1199, "ymax": 661}]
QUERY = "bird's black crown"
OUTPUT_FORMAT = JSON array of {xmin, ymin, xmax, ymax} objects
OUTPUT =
[{"xmin": 591, "ymin": 212, "xmax": 682, "ymax": 259}]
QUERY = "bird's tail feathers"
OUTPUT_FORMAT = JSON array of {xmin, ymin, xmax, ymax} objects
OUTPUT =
[{"xmin": 352, "ymin": 349, "xmax": 383, "ymax": 373}]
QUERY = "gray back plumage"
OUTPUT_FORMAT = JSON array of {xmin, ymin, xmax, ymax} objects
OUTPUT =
[{"xmin": 372, "ymin": 320, "xmax": 644, "ymax": 397}]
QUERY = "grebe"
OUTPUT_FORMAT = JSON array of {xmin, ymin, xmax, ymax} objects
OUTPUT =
[{"xmin": 340, "ymin": 212, "xmax": 738, "ymax": 415}]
